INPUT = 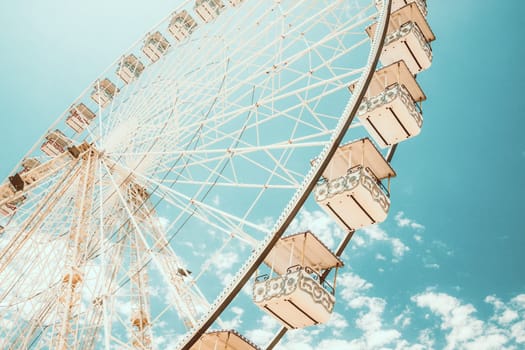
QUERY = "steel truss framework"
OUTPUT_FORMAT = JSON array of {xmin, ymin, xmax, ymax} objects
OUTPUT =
[{"xmin": 0, "ymin": 0, "xmax": 397, "ymax": 349}]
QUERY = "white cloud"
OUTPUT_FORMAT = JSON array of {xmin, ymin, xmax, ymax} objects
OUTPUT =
[
  {"xmin": 413, "ymin": 291, "xmax": 525, "ymax": 350},
  {"xmin": 220, "ymin": 272, "xmax": 235, "ymax": 287},
  {"xmin": 348, "ymin": 296, "xmax": 402, "ymax": 348},
  {"xmin": 157, "ymin": 216, "xmax": 170, "ymax": 230},
  {"xmin": 395, "ymin": 211, "xmax": 425, "ymax": 231},
  {"xmin": 220, "ymin": 306, "xmax": 244, "ymax": 330},
  {"xmin": 511, "ymin": 321, "xmax": 525, "ymax": 343},
  {"xmin": 391, "ymin": 237, "xmax": 410, "ymax": 258},
  {"xmin": 511, "ymin": 294, "xmax": 525, "ymax": 309},
  {"xmin": 394, "ymin": 307, "xmax": 412, "ymax": 328},
  {"xmin": 240, "ymin": 275, "xmax": 254, "ymax": 297},
  {"xmin": 424, "ymin": 263, "xmax": 440, "ymax": 269},
  {"xmin": 316, "ymin": 338, "xmax": 356, "ymax": 350},
  {"xmin": 259, "ymin": 216, "xmax": 276, "ymax": 231},
  {"xmin": 498, "ymin": 310, "xmax": 519, "ymax": 325},
  {"xmin": 412, "ymin": 292, "xmax": 484, "ymax": 350},
  {"xmin": 326, "ymin": 312, "xmax": 349, "ymax": 336},
  {"xmin": 352, "ymin": 234, "xmax": 366, "ymax": 247},
  {"xmin": 335, "ymin": 271, "xmax": 413, "ymax": 349},
  {"xmin": 418, "ymin": 328, "xmax": 435, "ymax": 349},
  {"xmin": 361, "ymin": 224, "xmax": 388, "ymax": 240},
  {"xmin": 432, "ymin": 240, "xmax": 454, "ymax": 256},
  {"xmin": 394, "ymin": 340, "xmax": 427, "ymax": 350},
  {"xmin": 210, "ymin": 251, "xmax": 239, "ymax": 272},
  {"xmin": 337, "ymin": 272, "xmax": 373, "ymax": 303},
  {"xmin": 350, "ymin": 296, "xmax": 385, "ymax": 331},
  {"xmin": 486, "ymin": 295, "xmax": 519, "ymax": 325},
  {"xmin": 375, "ymin": 253, "xmax": 386, "ymax": 261},
  {"xmin": 288, "ymin": 209, "xmax": 345, "ymax": 249},
  {"xmin": 277, "ymin": 329, "xmax": 315, "ymax": 350},
  {"xmin": 360, "ymin": 225, "xmax": 410, "ymax": 260},
  {"xmin": 462, "ymin": 333, "xmax": 510, "ymax": 350},
  {"xmin": 245, "ymin": 315, "xmax": 280, "ymax": 346}
]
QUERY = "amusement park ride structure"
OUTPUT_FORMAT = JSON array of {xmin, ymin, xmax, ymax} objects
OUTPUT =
[{"xmin": 0, "ymin": 0, "xmax": 435, "ymax": 349}]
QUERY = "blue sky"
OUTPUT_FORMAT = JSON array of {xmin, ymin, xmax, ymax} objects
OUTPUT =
[{"xmin": 0, "ymin": 1, "xmax": 524, "ymax": 349}]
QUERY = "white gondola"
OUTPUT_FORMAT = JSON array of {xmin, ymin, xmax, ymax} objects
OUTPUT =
[
  {"xmin": 65, "ymin": 103, "xmax": 96, "ymax": 133},
  {"xmin": 350, "ymin": 60, "xmax": 425, "ymax": 147},
  {"xmin": 314, "ymin": 138, "xmax": 395, "ymax": 230},
  {"xmin": 168, "ymin": 10, "xmax": 198, "ymax": 42},
  {"xmin": 367, "ymin": 3, "xmax": 435, "ymax": 74},
  {"xmin": 21, "ymin": 158, "xmax": 41, "ymax": 173},
  {"xmin": 0, "ymin": 180, "xmax": 17, "ymax": 216},
  {"xmin": 0, "ymin": 202, "xmax": 17, "ymax": 217},
  {"xmin": 41, "ymin": 129, "xmax": 71, "ymax": 157},
  {"xmin": 90, "ymin": 79, "xmax": 119, "ymax": 108},
  {"xmin": 126, "ymin": 182, "xmax": 150, "ymax": 219},
  {"xmin": 254, "ymin": 231, "xmax": 343, "ymax": 329},
  {"xmin": 190, "ymin": 330, "xmax": 259, "ymax": 350},
  {"xmin": 142, "ymin": 31, "xmax": 170, "ymax": 63},
  {"xmin": 117, "ymin": 54, "xmax": 145, "ymax": 84},
  {"xmin": 0, "ymin": 181, "xmax": 16, "ymax": 202},
  {"xmin": 195, "ymin": 0, "xmax": 225, "ymax": 23},
  {"xmin": 0, "ymin": 196, "xmax": 25, "ymax": 217},
  {"xmin": 8, "ymin": 173, "xmax": 24, "ymax": 192},
  {"xmin": 131, "ymin": 309, "xmax": 149, "ymax": 329}
]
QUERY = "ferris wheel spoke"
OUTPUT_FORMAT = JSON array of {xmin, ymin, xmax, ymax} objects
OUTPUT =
[
  {"xmin": 190, "ymin": 233, "xmax": 235, "ymax": 286},
  {"xmin": 98, "ymin": 221, "xmax": 209, "ymax": 336},
  {"xmin": 6, "ymin": 288, "xmax": 60, "ymax": 348},
  {"xmin": 160, "ymin": 189, "xmax": 260, "ymax": 247},
  {"xmin": 127, "ymin": 223, "xmax": 154, "ymax": 350},
  {"xmin": 108, "ymin": 140, "xmax": 327, "ymax": 160},
  {"xmin": 51, "ymin": 149, "xmax": 99, "ymax": 349},
  {"xmin": 131, "ymin": 119, "xmax": 327, "ymax": 188},
  {"xmin": 110, "ymin": 169, "xmax": 268, "ymax": 253},
  {"xmin": 249, "ymin": 120, "xmax": 311, "ymax": 215},
  {"xmin": 0, "ymin": 238, "xmax": 65, "ymax": 312},
  {"xmin": 168, "ymin": 150, "xmax": 301, "ymax": 189},
  {"xmin": 3, "ymin": 156, "xmax": 115, "ymax": 348},
  {"xmin": 100, "ymin": 158, "xmax": 225, "ymax": 334},
  {"xmin": 98, "ymin": 2, "xmax": 368, "ymax": 157},
  {"xmin": 117, "ymin": 164, "xmax": 271, "ymax": 238},
  {"xmin": 75, "ymin": 217, "xmax": 134, "ymax": 348},
  {"xmin": 106, "ymin": 145, "xmax": 280, "ymax": 243},
  {"xmin": 170, "ymin": 60, "xmax": 354, "ymax": 146},
  {"xmin": 149, "ymin": 251, "xmax": 206, "ymax": 330},
  {"xmin": 101, "ymin": 59, "xmax": 360, "ymax": 165},
  {"xmin": 167, "ymin": 72, "xmax": 360, "ymax": 153},
  {"xmin": 110, "ymin": 0, "xmax": 364, "ymax": 154},
  {"xmin": 0, "ymin": 162, "xmax": 83, "ymax": 278},
  {"xmin": 163, "ymin": 180, "xmax": 296, "ymax": 190}
]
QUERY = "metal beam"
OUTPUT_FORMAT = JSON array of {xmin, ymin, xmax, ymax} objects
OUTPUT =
[{"xmin": 179, "ymin": 1, "xmax": 393, "ymax": 348}]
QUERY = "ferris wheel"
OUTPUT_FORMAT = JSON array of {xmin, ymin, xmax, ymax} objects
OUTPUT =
[{"xmin": 0, "ymin": 0, "xmax": 435, "ymax": 349}]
